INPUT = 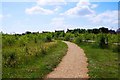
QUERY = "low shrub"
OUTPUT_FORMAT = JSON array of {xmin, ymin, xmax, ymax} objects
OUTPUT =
[
  {"xmin": 74, "ymin": 36, "xmax": 82, "ymax": 44},
  {"xmin": 3, "ymin": 51, "xmax": 17, "ymax": 67},
  {"xmin": 98, "ymin": 34, "xmax": 109, "ymax": 49},
  {"xmin": 45, "ymin": 34, "xmax": 52, "ymax": 42},
  {"xmin": 40, "ymin": 45, "xmax": 47, "ymax": 55}
]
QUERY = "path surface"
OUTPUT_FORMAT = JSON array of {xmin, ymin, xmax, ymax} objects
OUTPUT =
[{"xmin": 46, "ymin": 41, "xmax": 89, "ymax": 78}]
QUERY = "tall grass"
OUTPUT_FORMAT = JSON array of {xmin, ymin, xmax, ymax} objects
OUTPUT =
[
  {"xmin": 3, "ymin": 41, "xmax": 67, "ymax": 78},
  {"xmin": 73, "ymin": 33, "xmax": 119, "ymax": 78},
  {"xmin": 2, "ymin": 33, "xmax": 68, "ymax": 78},
  {"xmin": 76, "ymin": 42, "xmax": 118, "ymax": 78}
]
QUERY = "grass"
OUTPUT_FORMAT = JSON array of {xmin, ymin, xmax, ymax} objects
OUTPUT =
[
  {"xmin": 77, "ymin": 43, "xmax": 118, "ymax": 78},
  {"xmin": 2, "ymin": 41, "xmax": 68, "ymax": 78},
  {"xmin": 0, "ymin": 50, "xmax": 1, "ymax": 79}
]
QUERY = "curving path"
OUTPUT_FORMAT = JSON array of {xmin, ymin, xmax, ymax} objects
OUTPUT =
[{"xmin": 46, "ymin": 41, "xmax": 89, "ymax": 78}]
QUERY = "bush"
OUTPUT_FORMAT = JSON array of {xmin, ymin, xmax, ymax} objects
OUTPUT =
[
  {"xmin": 64, "ymin": 33, "xmax": 74, "ymax": 41},
  {"xmin": 98, "ymin": 34, "xmax": 109, "ymax": 49},
  {"xmin": 74, "ymin": 36, "xmax": 82, "ymax": 44},
  {"xmin": 45, "ymin": 34, "xmax": 52, "ymax": 42},
  {"xmin": 64, "ymin": 34, "xmax": 70, "ymax": 41},
  {"xmin": 99, "ymin": 35, "xmax": 105, "ymax": 48},
  {"xmin": 40, "ymin": 45, "xmax": 47, "ymax": 55},
  {"xmin": 3, "ymin": 51, "xmax": 17, "ymax": 67},
  {"xmin": 112, "ymin": 45, "xmax": 120, "ymax": 53},
  {"xmin": 3, "ymin": 36, "xmax": 16, "ymax": 47}
]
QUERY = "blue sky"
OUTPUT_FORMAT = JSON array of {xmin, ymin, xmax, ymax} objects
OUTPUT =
[{"xmin": 0, "ymin": 0, "xmax": 118, "ymax": 33}]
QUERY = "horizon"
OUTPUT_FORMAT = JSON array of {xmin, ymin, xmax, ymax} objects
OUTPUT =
[
  {"xmin": 1, "ymin": 0, "xmax": 118, "ymax": 34},
  {"xmin": 1, "ymin": 27, "xmax": 118, "ymax": 34}
]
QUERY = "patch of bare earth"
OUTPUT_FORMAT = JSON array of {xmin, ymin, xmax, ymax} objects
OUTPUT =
[{"xmin": 46, "ymin": 41, "xmax": 89, "ymax": 78}]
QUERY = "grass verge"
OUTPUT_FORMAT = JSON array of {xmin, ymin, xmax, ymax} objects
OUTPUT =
[
  {"xmin": 77, "ymin": 43, "xmax": 118, "ymax": 78},
  {"xmin": 2, "ymin": 41, "xmax": 68, "ymax": 78}
]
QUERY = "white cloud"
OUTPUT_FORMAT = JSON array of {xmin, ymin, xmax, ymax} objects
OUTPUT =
[
  {"xmin": 0, "ymin": 14, "xmax": 11, "ymax": 20},
  {"xmin": 91, "ymin": 4, "xmax": 98, "ymax": 9},
  {"xmin": 63, "ymin": 6, "xmax": 94, "ymax": 16},
  {"xmin": 61, "ymin": 0, "xmax": 96, "ymax": 16},
  {"xmin": 77, "ymin": 0, "xmax": 90, "ymax": 7},
  {"xmin": 36, "ymin": 0, "xmax": 67, "ymax": 6},
  {"xmin": 25, "ymin": 6, "xmax": 54, "ymax": 15},
  {"xmin": 46, "ymin": 17, "xmax": 67, "ymax": 30},
  {"xmin": 25, "ymin": 0, "xmax": 66, "ymax": 15},
  {"xmin": 0, "ymin": 14, "xmax": 3, "ymax": 19},
  {"xmin": 50, "ymin": 17, "xmax": 65, "ymax": 27},
  {"xmin": 89, "ymin": 10, "xmax": 118, "ymax": 24},
  {"xmin": 54, "ymin": 6, "xmax": 62, "ymax": 12}
]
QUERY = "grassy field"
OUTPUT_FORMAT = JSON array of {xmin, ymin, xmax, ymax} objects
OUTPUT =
[
  {"xmin": 77, "ymin": 43, "xmax": 118, "ymax": 78},
  {"xmin": 2, "ymin": 30, "xmax": 119, "ymax": 78},
  {"xmin": 2, "ymin": 41, "xmax": 68, "ymax": 78}
]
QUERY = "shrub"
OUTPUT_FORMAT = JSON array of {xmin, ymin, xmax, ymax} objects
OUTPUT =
[
  {"xmin": 25, "ymin": 46, "xmax": 29, "ymax": 54},
  {"xmin": 99, "ymin": 35, "xmax": 106, "ymax": 48},
  {"xmin": 99, "ymin": 34, "xmax": 108, "ymax": 49},
  {"xmin": 45, "ymin": 34, "xmax": 52, "ymax": 42},
  {"xmin": 4, "ymin": 51, "xmax": 17, "ymax": 67},
  {"xmin": 3, "ymin": 36, "xmax": 16, "ymax": 47},
  {"xmin": 74, "ymin": 36, "xmax": 82, "ymax": 44},
  {"xmin": 64, "ymin": 33, "xmax": 74, "ymax": 41},
  {"xmin": 34, "ymin": 38, "xmax": 37, "ymax": 43},
  {"xmin": 40, "ymin": 45, "xmax": 47, "ymax": 55},
  {"xmin": 112, "ymin": 44, "xmax": 120, "ymax": 53}
]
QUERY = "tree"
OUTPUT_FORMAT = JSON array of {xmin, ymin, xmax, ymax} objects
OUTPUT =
[
  {"xmin": 25, "ymin": 31, "xmax": 31, "ymax": 34},
  {"xmin": 99, "ymin": 27, "xmax": 109, "ymax": 33},
  {"xmin": 92, "ymin": 28, "xmax": 100, "ymax": 34}
]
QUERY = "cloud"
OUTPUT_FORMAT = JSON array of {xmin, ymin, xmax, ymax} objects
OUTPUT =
[
  {"xmin": 54, "ymin": 6, "xmax": 62, "ymax": 12},
  {"xmin": 91, "ymin": 4, "xmax": 98, "ymax": 9},
  {"xmin": 0, "ymin": 14, "xmax": 3, "ymax": 19},
  {"xmin": 0, "ymin": 14, "xmax": 11, "ymax": 20},
  {"xmin": 25, "ymin": 6, "xmax": 54, "ymax": 15},
  {"xmin": 63, "ymin": 6, "xmax": 94, "ymax": 16},
  {"xmin": 50, "ymin": 17, "xmax": 65, "ymax": 27},
  {"xmin": 36, "ymin": 0, "xmax": 67, "ymax": 6},
  {"xmin": 61, "ymin": 0, "xmax": 97, "ymax": 16},
  {"xmin": 25, "ymin": 0, "xmax": 66, "ymax": 15},
  {"xmin": 89, "ymin": 10, "xmax": 118, "ymax": 24},
  {"xmin": 77, "ymin": 0, "xmax": 90, "ymax": 7}
]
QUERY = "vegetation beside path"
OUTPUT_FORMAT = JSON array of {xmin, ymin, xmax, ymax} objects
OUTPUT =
[
  {"xmin": 2, "ymin": 32, "xmax": 68, "ymax": 78},
  {"xmin": 2, "ymin": 27, "xmax": 119, "ymax": 78},
  {"xmin": 75, "ymin": 42, "xmax": 118, "ymax": 78}
]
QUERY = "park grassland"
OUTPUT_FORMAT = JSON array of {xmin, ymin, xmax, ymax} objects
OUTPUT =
[
  {"xmin": 72, "ymin": 31, "xmax": 119, "ymax": 78},
  {"xmin": 2, "ymin": 27, "xmax": 119, "ymax": 78},
  {"xmin": 2, "ymin": 33, "xmax": 68, "ymax": 78},
  {"xmin": 3, "ymin": 41, "xmax": 67, "ymax": 78},
  {"xmin": 77, "ymin": 42, "xmax": 118, "ymax": 78}
]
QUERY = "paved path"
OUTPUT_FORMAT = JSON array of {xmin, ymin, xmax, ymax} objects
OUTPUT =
[{"xmin": 46, "ymin": 41, "xmax": 89, "ymax": 78}]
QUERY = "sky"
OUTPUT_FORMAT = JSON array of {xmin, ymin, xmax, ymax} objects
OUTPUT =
[{"xmin": 0, "ymin": 0, "xmax": 119, "ymax": 34}]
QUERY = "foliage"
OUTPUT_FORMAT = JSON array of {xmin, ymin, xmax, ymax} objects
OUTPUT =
[
  {"xmin": 74, "ymin": 36, "xmax": 83, "ymax": 44},
  {"xmin": 98, "ymin": 34, "xmax": 109, "ymax": 49},
  {"xmin": 64, "ymin": 33, "xmax": 74, "ymax": 41},
  {"xmin": 45, "ymin": 34, "xmax": 52, "ymax": 42},
  {"xmin": 2, "ymin": 27, "xmax": 119, "ymax": 78},
  {"xmin": 3, "ymin": 41, "xmax": 67, "ymax": 78},
  {"xmin": 3, "ymin": 51, "xmax": 17, "ymax": 67},
  {"xmin": 76, "ymin": 42, "xmax": 118, "ymax": 78}
]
